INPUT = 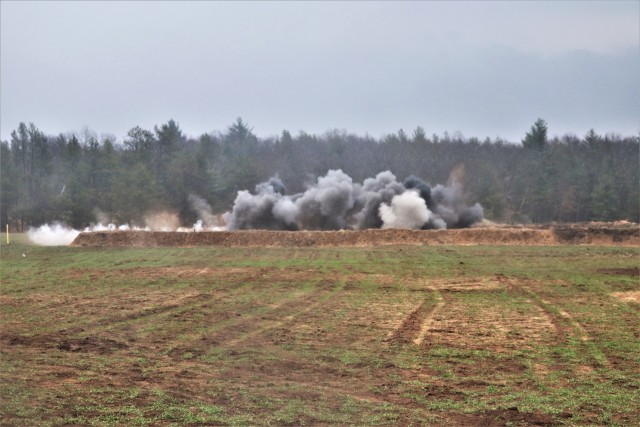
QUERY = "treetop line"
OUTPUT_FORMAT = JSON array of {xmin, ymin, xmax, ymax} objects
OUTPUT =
[{"xmin": 1, "ymin": 118, "xmax": 638, "ymax": 230}]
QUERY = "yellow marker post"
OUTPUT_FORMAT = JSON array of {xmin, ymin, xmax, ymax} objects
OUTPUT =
[{"xmin": 6, "ymin": 224, "xmax": 9, "ymax": 245}]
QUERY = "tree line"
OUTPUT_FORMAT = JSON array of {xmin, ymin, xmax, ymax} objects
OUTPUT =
[{"xmin": 1, "ymin": 118, "xmax": 638, "ymax": 231}]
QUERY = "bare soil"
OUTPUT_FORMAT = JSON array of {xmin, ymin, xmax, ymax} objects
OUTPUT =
[
  {"xmin": 597, "ymin": 267, "xmax": 640, "ymax": 276},
  {"xmin": 71, "ymin": 222, "xmax": 640, "ymax": 247},
  {"xmin": 611, "ymin": 291, "xmax": 640, "ymax": 303}
]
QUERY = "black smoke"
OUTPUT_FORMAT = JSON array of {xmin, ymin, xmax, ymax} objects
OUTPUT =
[{"xmin": 403, "ymin": 175, "xmax": 433, "ymax": 209}]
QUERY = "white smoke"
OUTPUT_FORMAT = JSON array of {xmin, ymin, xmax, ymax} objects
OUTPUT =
[
  {"xmin": 379, "ymin": 190, "xmax": 431, "ymax": 229},
  {"xmin": 273, "ymin": 197, "xmax": 299, "ymax": 226},
  {"xmin": 83, "ymin": 223, "xmax": 149, "ymax": 232},
  {"xmin": 27, "ymin": 210, "xmax": 225, "ymax": 246},
  {"xmin": 27, "ymin": 223, "xmax": 80, "ymax": 246},
  {"xmin": 86, "ymin": 223, "xmax": 116, "ymax": 232},
  {"xmin": 93, "ymin": 208, "xmax": 111, "ymax": 226}
]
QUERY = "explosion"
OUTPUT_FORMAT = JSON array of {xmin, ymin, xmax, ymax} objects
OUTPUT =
[
  {"xmin": 26, "ymin": 168, "xmax": 483, "ymax": 245},
  {"xmin": 224, "ymin": 168, "xmax": 483, "ymax": 231}
]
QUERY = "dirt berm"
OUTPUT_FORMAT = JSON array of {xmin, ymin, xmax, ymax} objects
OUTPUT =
[{"xmin": 71, "ymin": 223, "xmax": 639, "ymax": 247}]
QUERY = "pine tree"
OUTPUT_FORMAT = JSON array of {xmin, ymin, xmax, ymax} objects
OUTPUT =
[
  {"xmin": 590, "ymin": 174, "xmax": 619, "ymax": 221},
  {"xmin": 522, "ymin": 119, "xmax": 548, "ymax": 150}
]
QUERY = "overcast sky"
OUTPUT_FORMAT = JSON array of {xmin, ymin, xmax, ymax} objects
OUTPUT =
[{"xmin": 1, "ymin": 1, "xmax": 638, "ymax": 143}]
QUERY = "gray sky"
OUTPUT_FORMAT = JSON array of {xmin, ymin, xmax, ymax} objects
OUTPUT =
[{"xmin": 1, "ymin": 1, "xmax": 638, "ymax": 143}]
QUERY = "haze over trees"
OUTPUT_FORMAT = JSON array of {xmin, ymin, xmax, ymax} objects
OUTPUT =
[{"xmin": 1, "ymin": 118, "xmax": 638, "ymax": 230}]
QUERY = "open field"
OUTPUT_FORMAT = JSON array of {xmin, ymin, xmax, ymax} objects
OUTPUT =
[{"xmin": 1, "ymin": 233, "xmax": 639, "ymax": 426}]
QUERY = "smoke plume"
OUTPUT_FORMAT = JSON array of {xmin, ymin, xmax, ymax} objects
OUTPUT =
[
  {"xmin": 225, "ymin": 169, "xmax": 483, "ymax": 230},
  {"xmin": 223, "ymin": 177, "xmax": 298, "ymax": 230},
  {"xmin": 143, "ymin": 212, "xmax": 180, "ymax": 231},
  {"xmin": 295, "ymin": 170, "xmax": 356, "ymax": 230},
  {"xmin": 27, "ymin": 167, "xmax": 483, "ymax": 245},
  {"xmin": 27, "ymin": 223, "xmax": 80, "ymax": 246},
  {"xmin": 188, "ymin": 194, "xmax": 220, "ymax": 229}
]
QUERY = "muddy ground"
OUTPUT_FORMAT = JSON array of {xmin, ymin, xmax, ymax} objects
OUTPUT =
[{"xmin": 72, "ymin": 222, "xmax": 639, "ymax": 247}]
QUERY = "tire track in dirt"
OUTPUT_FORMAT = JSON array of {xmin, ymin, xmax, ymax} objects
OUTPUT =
[
  {"xmin": 414, "ymin": 277, "xmax": 567, "ymax": 357},
  {"xmin": 222, "ymin": 280, "xmax": 347, "ymax": 349},
  {"xmin": 285, "ymin": 277, "xmax": 405, "ymax": 349},
  {"xmin": 32, "ymin": 270, "xmax": 316, "ymax": 358},
  {"xmin": 494, "ymin": 274, "xmax": 570, "ymax": 343},
  {"xmin": 56, "ymin": 267, "xmax": 272, "ymax": 335},
  {"xmin": 60, "ymin": 267, "xmax": 346, "ymax": 360},
  {"xmin": 413, "ymin": 290, "xmax": 444, "ymax": 345},
  {"xmin": 4, "ymin": 292, "xmax": 214, "ymax": 356},
  {"xmin": 386, "ymin": 287, "xmax": 443, "ymax": 345},
  {"xmin": 160, "ymin": 281, "xmax": 332, "ymax": 358},
  {"xmin": 118, "ymin": 281, "xmax": 335, "ymax": 361},
  {"xmin": 217, "ymin": 349, "xmax": 420, "ymax": 414},
  {"xmin": 159, "ymin": 279, "xmax": 343, "ymax": 359},
  {"xmin": 497, "ymin": 275, "xmax": 613, "ymax": 370},
  {"xmin": 86, "ymin": 266, "xmax": 299, "ymax": 324}
]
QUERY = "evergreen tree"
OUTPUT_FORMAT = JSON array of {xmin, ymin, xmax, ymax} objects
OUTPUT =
[
  {"xmin": 412, "ymin": 126, "xmax": 428, "ymax": 144},
  {"xmin": 522, "ymin": 119, "xmax": 548, "ymax": 150},
  {"xmin": 8, "ymin": 123, "xmax": 52, "ymax": 227},
  {"xmin": 226, "ymin": 117, "xmax": 255, "ymax": 143},
  {"xmin": 0, "ymin": 141, "xmax": 19, "ymax": 229},
  {"xmin": 124, "ymin": 126, "xmax": 155, "ymax": 161},
  {"xmin": 590, "ymin": 174, "xmax": 619, "ymax": 221}
]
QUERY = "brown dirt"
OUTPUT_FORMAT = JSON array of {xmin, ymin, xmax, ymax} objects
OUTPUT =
[
  {"xmin": 71, "ymin": 222, "xmax": 640, "ymax": 247},
  {"xmin": 611, "ymin": 291, "xmax": 640, "ymax": 303},
  {"xmin": 447, "ymin": 407, "xmax": 558, "ymax": 426},
  {"xmin": 597, "ymin": 267, "xmax": 640, "ymax": 277},
  {"xmin": 2, "ymin": 332, "xmax": 129, "ymax": 355}
]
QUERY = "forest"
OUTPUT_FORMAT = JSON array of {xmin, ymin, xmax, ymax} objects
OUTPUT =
[{"xmin": 1, "ymin": 118, "xmax": 638, "ymax": 231}]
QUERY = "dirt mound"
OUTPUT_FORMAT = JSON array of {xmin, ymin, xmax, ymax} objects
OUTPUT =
[
  {"xmin": 551, "ymin": 222, "xmax": 640, "ymax": 245},
  {"xmin": 71, "ymin": 223, "xmax": 639, "ymax": 247}
]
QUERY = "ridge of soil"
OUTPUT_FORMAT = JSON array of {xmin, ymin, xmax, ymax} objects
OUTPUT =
[{"xmin": 71, "ymin": 223, "xmax": 639, "ymax": 247}]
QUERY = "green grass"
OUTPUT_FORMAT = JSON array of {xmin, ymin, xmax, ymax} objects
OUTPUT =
[{"xmin": 1, "ymin": 235, "xmax": 639, "ymax": 426}]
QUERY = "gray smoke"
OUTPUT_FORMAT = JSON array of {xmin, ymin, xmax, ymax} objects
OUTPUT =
[
  {"xmin": 295, "ymin": 169, "xmax": 356, "ymax": 230},
  {"xmin": 431, "ymin": 183, "xmax": 484, "ymax": 228},
  {"xmin": 352, "ymin": 171, "xmax": 405, "ymax": 229},
  {"xmin": 256, "ymin": 176, "xmax": 286, "ymax": 195},
  {"xmin": 225, "ymin": 169, "xmax": 483, "ymax": 230},
  {"xmin": 223, "ymin": 178, "xmax": 298, "ymax": 230},
  {"xmin": 188, "ymin": 194, "xmax": 218, "ymax": 227}
]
